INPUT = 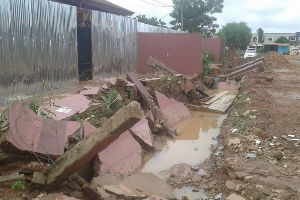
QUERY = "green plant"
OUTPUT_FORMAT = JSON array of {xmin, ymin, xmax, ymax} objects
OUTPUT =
[
  {"xmin": 161, "ymin": 72, "xmax": 179, "ymax": 82},
  {"xmin": 202, "ymin": 52, "xmax": 214, "ymax": 76},
  {"xmin": 100, "ymin": 89, "xmax": 119, "ymax": 110},
  {"xmin": 29, "ymin": 99, "xmax": 39, "ymax": 114},
  {"xmin": 233, "ymin": 115, "xmax": 251, "ymax": 133},
  {"xmin": 28, "ymin": 99, "xmax": 56, "ymax": 119},
  {"xmin": 72, "ymin": 114, "xmax": 81, "ymax": 121},
  {"xmin": 12, "ymin": 181, "xmax": 25, "ymax": 190}
]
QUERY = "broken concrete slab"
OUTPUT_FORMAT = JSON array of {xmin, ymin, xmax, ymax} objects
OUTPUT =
[
  {"xmin": 47, "ymin": 94, "xmax": 91, "ymax": 120},
  {"xmin": 98, "ymin": 131, "xmax": 142, "ymax": 175},
  {"xmin": 129, "ymin": 117, "xmax": 154, "ymax": 148},
  {"xmin": 181, "ymin": 80, "xmax": 194, "ymax": 93},
  {"xmin": 0, "ymin": 172, "xmax": 25, "ymax": 186},
  {"xmin": 80, "ymin": 87, "xmax": 101, "ymax": 96},
  {"xmin": 2, "ymin": 103, "xmax": 81, "ymax": 156},
  {"xmin": 45, "ymin": 101, "xmax": 144, "ymax": 187},
  {"xmin": 226, "ymin": 194, "xmax": 245, "ymax": 200},
  {"xmin": 146, "ymin": 56, "xmax": 177, "ymax": 75},
  {"xmin": 155, "ymin": 91, "xmax": 191, "ymax": 125},
  {"xmin": 83, "ymin": 121, "xmax": 97, "ymax": 137},
  {"xmin": 203, "ymin": 91, "xmax": 229, "ymax": 105},
  {"xmin": 127, "ymin": 73, "xmax": 152, "ymax": 99},
  {"xmin": 31, "ymin": 172, "xmax": 47, "ymax": 185},
  {"xmin": 207, "ymin": 94, "xmax": 236, "ymax": 113}
]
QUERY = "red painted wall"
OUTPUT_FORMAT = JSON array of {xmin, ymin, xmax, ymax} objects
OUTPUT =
[
  {"xmin": 202, "ymin": 38, "xmax": 225, "ymax": 63},
  {"xmin": 137, "ymin": 33, "xmax": 202, "ymax": 75}
]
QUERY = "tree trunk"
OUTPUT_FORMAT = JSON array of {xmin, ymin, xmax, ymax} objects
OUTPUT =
[{"xmin": 228, "ymin": 46, "xmax": 236, "ymax": 63}]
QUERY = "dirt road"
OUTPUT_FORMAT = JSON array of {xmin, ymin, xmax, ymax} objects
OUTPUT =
[{"xmin": 196, "ymin": 53, "xmax": 300, "ymax": 199}]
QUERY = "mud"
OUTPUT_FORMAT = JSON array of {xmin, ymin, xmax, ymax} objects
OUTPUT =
[{"xmin": 143, "ymin": 112, "xmax": 226, "ymax": 177}]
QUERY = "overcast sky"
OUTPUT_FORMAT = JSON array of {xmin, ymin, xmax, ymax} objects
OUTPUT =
[{"xmin": 107, "ymin": 0, "xmax": 300, "ymax": 33}]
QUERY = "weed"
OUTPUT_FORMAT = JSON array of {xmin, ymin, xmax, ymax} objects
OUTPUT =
[
  {"xmin": 72, "ymin": 114, "xmax": 81, "ymax": 121},
  {"xmin": 88, "ymin": 117, "xmax": 98, "ymax": 126},
  {"xmin": 29, "ymin": 99, "xmax": 39, "ymax": 114},
  {"xmin": 202, "ymin": 52, "xmax": 215, "ymax": 76},
  {"xmin": 28, "ymin": 98, "xmax": 56, "ymax": 119},
  {"xmin": 161, "ymin": 73, "xmax": 179, "ymax": 82},
  {"xmin": 233, "ymin": 115, "xmax": 251, "ymax": 133},
  {"xmin": 100, "ymin": 89, "xmax": 123, "ymax": 111},
  {"xmin": 12, "ymin": 181, "xmax": 25, "ymax": 190}
]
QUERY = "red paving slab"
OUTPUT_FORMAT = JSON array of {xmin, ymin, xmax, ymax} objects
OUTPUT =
[
  {"xmin": 129, "ymin": 117, "xmax": 154, "ymax": 147},
  {"xmin": 155, "ymin": 91, "xmax": 191, "ymax": 125},
  {"xmin": 127, "ymin": 73, "xmax": 153, "ymax": 99},
  {"xmin": 47, "ymin": 94, "xmax": 91, "ymax": 120},
  {"xmin": 126, "ymin": 81, "xmax": 135, "ymax": 87},
  {"xmin": 7, "ymin": 104, "xmax": 80, "ymax": 156},
  {"xmin": 80, "ymin": 87, "xmax": 101, "ymax": 95},
  {"xmin": 108, "ymin": 77, "xmax": 117, "ymax": 85},
  {"xmin": 83, "ymin": 121, "xmax": 97, "ymax": 137},
  {"xmin": 146, "ymin": 56, "xmax": 178, "ymax": 75},
  {"xmin": 218, "ymin": 81, "xmax": 240, "ymax": 90},
  {"xmin": 98, "ymin": 131, "xmax": 142, "ymax": 175}
]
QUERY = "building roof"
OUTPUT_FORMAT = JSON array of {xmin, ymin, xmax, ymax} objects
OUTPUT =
[{"xmin": 52, "ymin": 0, "xmax": 134, "ymax": 16}]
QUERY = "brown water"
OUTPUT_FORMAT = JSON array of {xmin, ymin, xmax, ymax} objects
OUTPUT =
[{"xmin": 142, "ymin": 111, "xmax": 226, "ymax": 177}]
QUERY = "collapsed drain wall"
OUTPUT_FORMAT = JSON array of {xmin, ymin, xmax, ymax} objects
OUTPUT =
[{"xmin": 0, "ymin": 0, "xmax": 78, "ymax": 105}]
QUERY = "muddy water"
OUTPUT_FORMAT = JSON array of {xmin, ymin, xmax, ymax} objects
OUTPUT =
[{"xmin": 142, "ymin": 111, "xmax": 226, "ymax": 177}]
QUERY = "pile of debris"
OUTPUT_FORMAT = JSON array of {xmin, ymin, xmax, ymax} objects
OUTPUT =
[{"xmin": 0, "ymin": 57, "xmax": 263, "ymax": 199}]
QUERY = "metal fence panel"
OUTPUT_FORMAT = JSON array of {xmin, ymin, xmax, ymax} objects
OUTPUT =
[
  {"xmin": 92, "ymin": 11, "xmax": 137, "ymax": 79},
  {"xmin": 0, "ymin": 0, "xmax": 77, "ymax": 104}
]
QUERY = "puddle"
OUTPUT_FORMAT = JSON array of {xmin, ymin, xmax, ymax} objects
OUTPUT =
[
  {"xmin": 174, "ymin": 186, "xmax": 206, "ymax": 199},
  {"xmin": 142, "ymin": 111, "xmax": 226, "ymax": 177}
]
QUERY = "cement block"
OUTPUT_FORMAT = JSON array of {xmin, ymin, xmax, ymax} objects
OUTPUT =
[{"xmin": 45, "ymin": 101, "xmax": 144, "ymax": 187}]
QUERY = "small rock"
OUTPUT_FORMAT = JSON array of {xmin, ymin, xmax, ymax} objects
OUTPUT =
[
  {"xmin": 244, "ymin": 176, "xmax": 253, "ymax": 181},
  {"xmin": 246, "ymin": 154, "xmax": 256, "ymax": 159},
  {"xmin": 225, "ymin": 181, "xmax": 236, "ymax": 190},
  {"xmin": 242, "ymin": 110, "xmax": 251, "ymax": 115},
  {"xmin": 191, "ymin": 165, "xmax": 199, "ymax": 171},
  {"xmin": 255, "ymin": 128, "xmax": 268, "ymax": 139},
  {"xmin": 234, "ymin": 172, "xmax": 249, "ymax": 180},
  {"xmin": 71, "ymin": 191, "xmax": 85, "ymax": 198},
  {"xmin": 248, "ymin": 145, "xmax": 258, "ymax": 151},
  {"xmin": 231, "ymin": 128, "xmax": 239, "ymax": 133},
  {"xmin": 228, "ymin": 138, "xmax": 241, "ymax": 146},
  {"xmin": 269, "ymin": 159, "xmax": 277, "ymax": 165},
  {"xmin": 226, "ymin": 194, "xmax": 245, "ymax": 200},
  {"xmin": 271, "ymin": 151, "xmax": 283, "ymax": 161},
  {"xmin": 214, "ymin": 193, "xmax": 222, "ymax": 200},
  {"xmin": 265, "ymin": 76, "xmax": 274, "ymax": 82},
  {"xmin": 235, "ymin": 184, "xmax": 243, "ymax": 192},
  {"xmin": 256, "ymin": 185, "xmax": 264, "ymax": 190}
]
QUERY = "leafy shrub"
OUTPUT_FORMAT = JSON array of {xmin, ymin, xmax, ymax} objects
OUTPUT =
[{"xmin": 12, "ymin": 181, "xmax": 25, "ymax": 190}]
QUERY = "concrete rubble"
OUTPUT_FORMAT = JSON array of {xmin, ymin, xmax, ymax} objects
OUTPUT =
[{"xmin": 0, "ymin": 56, "xmax": 264, "ymax": 200}]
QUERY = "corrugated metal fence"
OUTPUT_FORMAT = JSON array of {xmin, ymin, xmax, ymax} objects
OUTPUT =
[
  {"xmin": 0, "ymin": 0, "xmax": 184, "ymax": 104},
  {"xmin": 0, "ymin": 0, "xmax": 77, "ymax": 104},
  {"xmin": 92, "ymin": 11, "xmax": 137, "ymax": 79}
]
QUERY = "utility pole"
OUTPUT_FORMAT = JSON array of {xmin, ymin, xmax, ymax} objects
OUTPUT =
[{"xmin": 180, "ymin": 0, "xmax": 183, "ymax": 31}]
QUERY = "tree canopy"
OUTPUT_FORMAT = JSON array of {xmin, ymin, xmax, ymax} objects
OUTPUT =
[
  {"xmin": 170, "ymin": 0, "xmax": 224, "ymax": 37},
  {"xmin": 136, "ymin": 15, "xmax": 167, "ymax": 28},
  {"xmin": 219, "ymin": 22, "xmax": 252, "ymax": 61},
  {"xmin": 219, "ymin": 22, "xmax": 252, "ymax": 49},
  {"xmin": 275, "ymin": 36, "xmax": 289, "ymax": 43},
  {"xmin": 257, "ymin": 28, "xmax": 264, "ymax": 43}
]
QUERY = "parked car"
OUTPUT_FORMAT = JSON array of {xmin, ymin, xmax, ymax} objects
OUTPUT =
[{"xmin": 244, "ymin": 48, "xmax": 257, "ymax": 58}]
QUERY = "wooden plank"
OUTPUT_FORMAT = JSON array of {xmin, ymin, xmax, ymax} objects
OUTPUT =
[
  {"xmin": 202, "ymin": 91, "xmax": 229, "ymax": 105},
  {"xmin": 207, "ymin": 94, "xmax": 236, "ymax": 113}
]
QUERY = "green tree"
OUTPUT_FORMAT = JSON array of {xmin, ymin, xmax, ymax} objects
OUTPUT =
[
  {"xmin": 257, "ymin": 28, "xmax": 264, "ymax": 43},
  {"xmin": 136, "ymin": 15, "xmax": 167, "ymax": 28},
  {"xmin": 275, "ymin": 36, "xmax": 289, "ymax": 43},
  {"xmin": 170, "ymin": 0, "xmax": 224, "ymax": 37},
  {"xmin": 219, "ymin": 22, "xmax": 252, "ymax": 62}
]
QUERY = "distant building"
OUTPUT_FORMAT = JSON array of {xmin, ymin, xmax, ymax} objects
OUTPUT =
[
  {"xmin": 251, "ymin": 32, "xmax": 300, "ymax": 46},
  {"xmin": 249, "ymin": 32, "xmax": 300, "ymax": 54}
]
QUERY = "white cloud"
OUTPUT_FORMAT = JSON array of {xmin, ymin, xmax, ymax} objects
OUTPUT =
[{"xmin": 108, "ymin": 0, "xmax": 300, "ymax": 33}]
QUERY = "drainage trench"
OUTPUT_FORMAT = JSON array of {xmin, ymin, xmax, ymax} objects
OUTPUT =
[{"xmin": 142, "ymin": 110, "xmax": 227, "ymax": 198}]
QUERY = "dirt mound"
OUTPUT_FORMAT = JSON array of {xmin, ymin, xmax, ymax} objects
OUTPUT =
[{"xmin": 264, "ymin": 51, "xmax": 296, "ymax": 69}]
